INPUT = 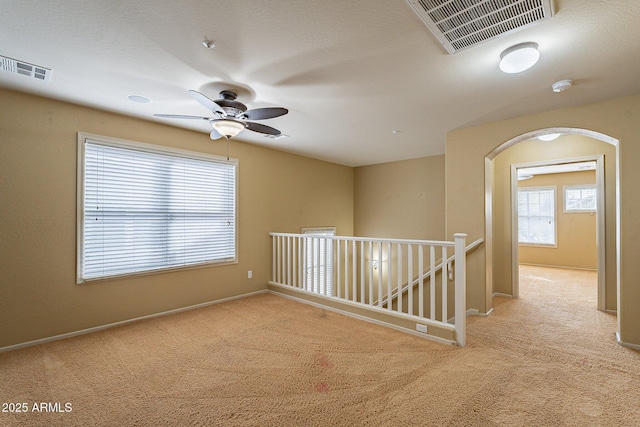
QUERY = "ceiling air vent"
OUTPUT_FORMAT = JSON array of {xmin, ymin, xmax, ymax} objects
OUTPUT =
[
  {"xmin": 0, "ymin": 55, "xmax": 52, "ymax": 81},
  {"xmin": 406, "ymin": 0, "xmax": 555, "ymax": 54}
]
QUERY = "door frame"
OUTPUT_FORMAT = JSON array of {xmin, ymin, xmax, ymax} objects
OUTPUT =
[{"xmin": 509, "ymin": 155, "xmax": 605, "ymax": 310}]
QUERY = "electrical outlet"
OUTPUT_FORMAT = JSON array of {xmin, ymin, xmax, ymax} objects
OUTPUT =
[
  {"xmin": 247, "ymin": 270, "xmax": 253, "ymax": 279},
  {"xmin": 416, "ymin": 324, "xmax": 428, "ymax": 333}
]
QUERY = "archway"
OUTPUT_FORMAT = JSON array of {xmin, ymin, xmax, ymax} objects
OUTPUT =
[{"xmin": 484, "ymin": 128, "xmax": 619, "ymax": 321}]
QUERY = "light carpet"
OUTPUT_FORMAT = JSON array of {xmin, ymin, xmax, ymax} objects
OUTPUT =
[{"xmin": 1, "ymin": 265, "xmax": 639, "ymax": 426}]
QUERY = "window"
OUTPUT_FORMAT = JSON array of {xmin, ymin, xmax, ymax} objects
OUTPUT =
[
  {"xmin": 518, "ymin": 187, "xmax": 556, "ymax": 246},
  {"xmin": 77, "ymin": 134, "xmax": 237, "ymax": 282},
  {"xmin": 302, "ymin": 228, "xmax": 335, "ymax": 296},
  {"xmin": 564, "ymin": 185, "xmax": 596, "ymax": 212}
]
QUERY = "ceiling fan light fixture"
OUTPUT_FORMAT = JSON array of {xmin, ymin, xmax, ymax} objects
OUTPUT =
[
  {"xmin": 211, "ymin": 119, "xmax": 246, "ymax": 139},
  {"xmin": 499, "ymin": 42, "xmax": 540, "ymax": 74}
]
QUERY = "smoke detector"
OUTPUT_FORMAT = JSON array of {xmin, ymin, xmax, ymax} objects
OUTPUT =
[{"xmin": 552, "ymin": 79, "xmax": 573, "ymax": 93}]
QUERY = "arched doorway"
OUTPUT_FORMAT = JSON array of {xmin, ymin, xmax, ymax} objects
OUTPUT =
[{"xmin": 484, "ymin": 128, "xmax": 619, "ymax": 320}]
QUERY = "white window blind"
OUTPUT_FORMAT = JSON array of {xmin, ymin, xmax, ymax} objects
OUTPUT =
[
  {"xmin": 565, "ymin": 185, "xmax": 596, "ymax": 212},
  {"xmin": 78, "ymin": 135, "xmax": 236, "ymax": 282},
  {"xmin": 302, "ymin": 228, "xmax": 335, "ymax": 296},
  {"xmin": 518, "ymin": 187, "xmax": 556, "ymax": 245}
]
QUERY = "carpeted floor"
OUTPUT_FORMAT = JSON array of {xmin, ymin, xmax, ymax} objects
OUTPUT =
[{"xmin": 1, "ymin": 265, "xmax": 639, "ymax": 426}]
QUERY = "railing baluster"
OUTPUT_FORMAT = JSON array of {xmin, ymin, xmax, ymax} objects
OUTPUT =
[
  {"xmin": 286, "ymin": 236, "xmax": 291, "ymax": 286},
  {"xmin": 272, "ymin": 235, "xmax": 276, "ymax": 283},
  {"xmin": 292, "ymin": 237, "xmax": 297, "ymax": 288},
  {"xmin": 344, "ymin": 240, "xmax": 349, "ymax": 300},
  {"xmin": 442, "ymin": 245, "xmax": 448, "ymax": 323},
  {"xmin": 407, "ymin": 244, "xmax": 413, "ymax": 316},
  {"xmin": 368, "ymin": 242, "xmax": 374, "ymax": 305},
  {"xmin": 377, "ymin": 241, "xmax": 383, "ymax": 308},
  {"xmin": 336, "ymin": 238, "xmax": 341, "ymax": 298},
  {"xmin": 277, "ymin": 236, "xmax": 282, "ymax": 284},
  {"xmin": 324, "ymin": 238, "xmax": 330, "ymax": 296},
  {"xmin": 418, "ymin": 245, "xmax": 424, "ymax": 318},
  {"xmin": 360, "ymin": 241, "xmax": 365, "ymax": 304},
  {"xmin": 430, "ymin": 245, "xmax": 436, "ymax": 321},
  {"xmin": 386, "ymin": 242, "xmax": 392, "ymax": 311},
  {"xmin": 397, "ymin": 243, "xmax": 403, "ymax": 314},
  {"xmin": 352, "ymin": 240, "xmax": 357, "ymax": 303},
  {"xmin": 300, "ymin": 236, "xmax": 304, "ymax": 289}
]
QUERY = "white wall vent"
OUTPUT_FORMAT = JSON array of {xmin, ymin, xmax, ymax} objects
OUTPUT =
[
  {"xmin": 406, "ymin": 0, "xmax": 555, "ymax": 54},
  {"xmin": 0, "ymin": 55, "xmax": 52, "ymax": 81}
]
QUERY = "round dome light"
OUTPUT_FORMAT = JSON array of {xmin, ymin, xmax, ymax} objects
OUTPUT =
[
  {"xmin": 538, "ymin": 133, "xmax": 561, "ymax": 141},
  {"xmin": 499, "ymin": 42, "xmax": 540, "ymax": 74}
]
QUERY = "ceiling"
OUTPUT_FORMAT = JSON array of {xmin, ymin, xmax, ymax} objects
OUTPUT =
[{"xmin": 2, "ymin": 0, "xmax": 639, "ymax": 167}]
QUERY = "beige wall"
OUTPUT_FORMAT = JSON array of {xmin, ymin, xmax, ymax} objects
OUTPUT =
[
  {"xmin": 354, "ymin": 156, "xmax": 445, "ymax": 240},
  {"xmin": 446, "ymin": 94, "xmax": 640, "ymax": 346},
  {"xmin": 0, "ymin": 88, "xmax": 354, "ymax": 349},
  {"xmin": 518, "ymin": 170, "xmax": 597, "ymax": 270},
  {"xmin": 491, "ymin": 134, "xmax": 616, "ymax": 309}
]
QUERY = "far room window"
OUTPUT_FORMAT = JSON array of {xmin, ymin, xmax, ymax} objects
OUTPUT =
[
  {"xmin": 564, "ymin": 185, "xmax": 596, "ymax": 212},
  {"xmin": 77, "ymin": 133, "xmax": 237, "ymax": 283},
  {"xmin": 518, "ymin": 187, "xmax": 556, "ymax": 246},
  {"xmin": 302, "ymin": 227, "xmax": 335, "ymax": 296}
]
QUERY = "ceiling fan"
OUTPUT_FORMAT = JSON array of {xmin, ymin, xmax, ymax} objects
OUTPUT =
[{"xmin": 154, "ymin": 90, "xmax": 288, "ymax": 140}]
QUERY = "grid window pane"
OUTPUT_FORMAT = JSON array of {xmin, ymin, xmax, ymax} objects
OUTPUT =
[
  {"xmin": 565, "ymin": 185, "xmax": 596, "ymax": 212},
  {"xmin": 518, "ymin": 187, "xmax": 556, "ymax": 245}
]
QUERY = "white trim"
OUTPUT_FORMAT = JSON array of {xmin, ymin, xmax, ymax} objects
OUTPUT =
[
  {"xmin": 511, "ymin": 155, "xmax": 606, "ymax": 310},
  {"xmin": 268, "ymin": 290, "xmax": 458, "ymax": 346},
  {"xmin": 0, "ymin": 290, "xmax": 267, "ymax": 354},
  {"xmin": 465, "ymin": 308, "xmax": 494, "ymax": 317},
  {"xmin": 616, "ymin": 333, "xmax": 640, "ymax": 351},
  {"xmin": 493, "ymin": 292, "xmax": 513, "ymax": 298}
]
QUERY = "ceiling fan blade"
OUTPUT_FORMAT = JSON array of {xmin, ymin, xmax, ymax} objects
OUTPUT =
[
  {"xmin": 245, "ymin": 121, "xmax": 281, "ymax": 136},
  {"xmin": 189, "ymin": 90, "xmax": 226, "ymax": 116},
  {"xmin": 154, "ymin": 114, "xmax": 211, "ymax": 120},
  {"xmin": 210, "ymin": 129, "xmax": 223, "ymax": 140},
  {"xmin": 241, "ymin": 107, "xmax": 288, "ymax": 120}
]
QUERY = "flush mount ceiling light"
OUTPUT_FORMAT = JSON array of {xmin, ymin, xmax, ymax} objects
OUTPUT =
[
  {"xmin": 538, "ymin": 133, "xmax": 561, "ymax": 141},
  {"xmin": 210, "ymin": 119, "xmax": 246, "ymax": 139},
  {"xmin": 499, "ymin": 42, "xmax": 540, "ymax": 73}
]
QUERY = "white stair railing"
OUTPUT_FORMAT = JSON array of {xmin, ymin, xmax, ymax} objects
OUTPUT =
[
  {"xmin": 377, "ymin": 238, "xmax": 484, "ymax": 308},
  {"xmin": 269, "ymin": 232, "xmax": 469, "ymax": 346}
]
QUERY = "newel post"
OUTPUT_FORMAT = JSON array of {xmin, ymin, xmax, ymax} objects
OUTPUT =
[{"xmin": 454, "ymin": 233, "xmax": 467, "ymax": 346}]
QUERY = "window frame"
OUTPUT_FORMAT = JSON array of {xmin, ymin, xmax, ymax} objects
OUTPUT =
[
  {"xmin": 563, "ymin": 184, "xmax": 597, "ymax": 213},
  {"xmin": 517, "ymin": 186, "xmax": 557, "ymax": 247},
  {"xmin": 76, "ymin": 132, "xmax": 238, "ymax": 283}
]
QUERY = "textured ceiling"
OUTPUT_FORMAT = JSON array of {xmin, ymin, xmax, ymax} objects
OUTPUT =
[{"xmin": 1, "ymin": 0, "xmax": 639, "ymax": 166}]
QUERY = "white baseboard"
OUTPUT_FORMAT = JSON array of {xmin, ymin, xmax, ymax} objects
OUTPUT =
[
  {"xmin": 616, "ymin": 332, "xmax": 640, "ymax": 351},
  {"xmin": 492, "ymin": 292, "xmax": 513, "ymax": 298},
  {"xmin": 268, "ymin": 290, "xmax": 457, "ymax": 346},
  {"xmin": 465, "ymin": 308, "xmax": 493, "ymax": 317},
  {"xmin": 0, "ymin": 290, "xmax": 268, "ymax": 353}
]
